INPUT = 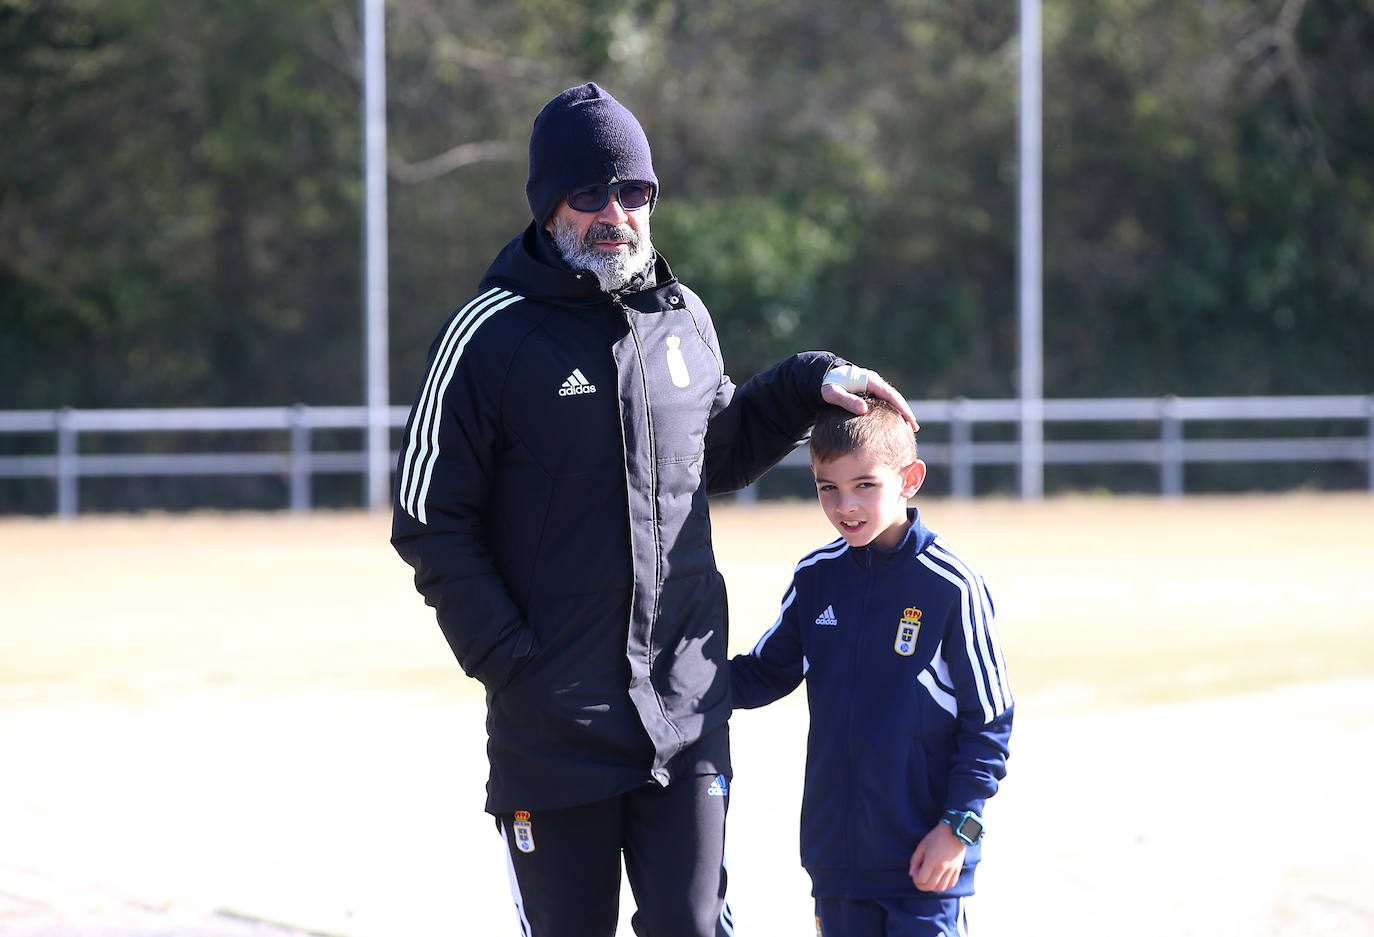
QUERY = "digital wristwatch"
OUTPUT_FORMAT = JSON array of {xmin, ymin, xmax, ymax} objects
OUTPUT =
[{"xmin": 940, "ymin": 810, "xmax": 985, "ymax": 845}]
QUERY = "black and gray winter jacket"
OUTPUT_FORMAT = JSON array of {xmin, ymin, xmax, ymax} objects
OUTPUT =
[{"xmin": 392, "ymin": 224, "xmax": 840, "ymax": 813}]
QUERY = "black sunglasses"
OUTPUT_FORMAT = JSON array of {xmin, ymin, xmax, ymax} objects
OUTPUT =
[{"xmin": 565, "ymin": 180, "xmax": 656, "ymax": 213}]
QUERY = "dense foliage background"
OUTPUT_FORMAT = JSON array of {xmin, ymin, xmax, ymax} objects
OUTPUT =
[{"xmin": 1, "ymin": 0, "xmax": 1371, "ymax": 506}]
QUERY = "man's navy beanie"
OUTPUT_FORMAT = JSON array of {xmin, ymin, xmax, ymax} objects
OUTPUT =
[{"xmin": 526, "ymin": 82, "xmax": 657, "ymax": 227}]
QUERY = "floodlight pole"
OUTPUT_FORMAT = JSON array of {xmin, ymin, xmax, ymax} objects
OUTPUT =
[
  {"xmin": 1018, "ymin": 0, "xmax": 1044, "ymax": 499},
  {"xmin": 362, "ymin": 0, "xmax": 390, "ymax": 510}
]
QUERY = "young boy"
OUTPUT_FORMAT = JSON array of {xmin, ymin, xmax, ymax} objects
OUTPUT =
[{"xmin": 730, "ymin": 397, "xmax": 1013, "ymax": 936}]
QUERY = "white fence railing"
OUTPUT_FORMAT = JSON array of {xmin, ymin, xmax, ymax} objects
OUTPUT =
[{"xmin": 1, "ymin": 396, "xmax": 1371, "ymax": 516}]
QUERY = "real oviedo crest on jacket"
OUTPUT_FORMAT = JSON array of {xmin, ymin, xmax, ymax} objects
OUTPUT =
[{"xmin": 894, "ymin": 607, "xmax": 922, "ymax": 656}]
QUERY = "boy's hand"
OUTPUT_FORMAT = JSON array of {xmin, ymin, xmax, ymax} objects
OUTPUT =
[
  {"xmin": 908, "ymin": 822, "xmax": 966, "ymax": 893},
  {"xmin": 820, "ymin": 366, "xmax": 919, "ymax": 432}
]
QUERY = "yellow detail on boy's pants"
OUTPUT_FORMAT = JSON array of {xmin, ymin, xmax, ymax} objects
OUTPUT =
[{"xmin": 815, "ymin": 914, "xmax": 823, "ymax": 937}]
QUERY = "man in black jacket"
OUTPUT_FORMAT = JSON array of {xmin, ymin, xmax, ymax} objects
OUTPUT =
[{"xmin": 392, "ymin": 82, "xmax": 916, "ymax": 937}]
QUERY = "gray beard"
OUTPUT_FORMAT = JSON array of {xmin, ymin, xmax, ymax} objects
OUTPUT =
[{"xmin": 549, "ymin": 217, "xmax": 655, "ymax": 293}]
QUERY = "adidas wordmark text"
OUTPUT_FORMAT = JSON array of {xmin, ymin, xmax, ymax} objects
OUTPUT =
[{"xmin": 559, "ymin": 369, "xmax": 597, "ymax": 396}]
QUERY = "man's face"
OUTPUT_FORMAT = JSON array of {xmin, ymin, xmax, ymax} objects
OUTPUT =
[{"xmin": 544, "ymin": 183, "xmax": 654, "ymax": 292}]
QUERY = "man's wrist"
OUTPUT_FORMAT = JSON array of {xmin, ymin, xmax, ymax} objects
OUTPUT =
[{"xmin": 822, "ymin": 363, "xmax": 870, "ymax": 394}]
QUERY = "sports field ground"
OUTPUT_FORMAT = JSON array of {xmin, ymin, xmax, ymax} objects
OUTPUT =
[{"xmin": 2, "ymin": 493, "xmax": 1372, "ymax": 935}]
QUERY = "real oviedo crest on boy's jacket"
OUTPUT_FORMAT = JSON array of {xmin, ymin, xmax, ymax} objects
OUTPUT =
[
  {"xmin": 730, "ymin": 509, "xmax": 1014, "ymax": 900},
  {"xmin": 894, "ymin": 607, "xmax": 921, "ymax": 656}
]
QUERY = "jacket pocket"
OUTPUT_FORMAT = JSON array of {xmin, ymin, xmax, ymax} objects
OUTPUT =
[{"xmin": 910, "ymin": 691, "xmax": 956, "ymax": 822}]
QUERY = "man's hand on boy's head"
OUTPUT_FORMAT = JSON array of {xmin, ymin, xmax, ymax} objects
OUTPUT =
[
  {"xmin": 820, "ymin": 366, "xmax": 919, "ymax": 432},
  {"xmin": 907, "ymin": 823, "xmax": 966, "ymax": 893}
]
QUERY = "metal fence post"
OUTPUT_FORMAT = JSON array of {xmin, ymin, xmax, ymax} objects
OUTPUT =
[
  {"xmin": 950, "ymin": 397, "xmax": 973, "ymax": 499},
  {"xmin": 289, "ymin": 404, "xmax": 312, "ymax": 513},
  {"xmin": 56, "ymin": 407, "xmax": 78, "ymax": 518},
  {"xmin": 1159, "ymin": 395, "xmax": 1183, "ymax": 497},
  {"xmin": 1366, "ymin": 395, "xmax": 1374, "ymax": 493}
]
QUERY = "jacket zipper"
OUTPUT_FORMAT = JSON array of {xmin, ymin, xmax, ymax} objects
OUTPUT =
[
  {"xmin": 844, "ymin": 547, "xmax": 874, "ymax": 869},
  {"xmin": 619, "ymin": 301, "xmax": 662, "ymax": 614},
  {"xmin": 619, "ymin": 301, "xmax": 679, "ymax": 757}
]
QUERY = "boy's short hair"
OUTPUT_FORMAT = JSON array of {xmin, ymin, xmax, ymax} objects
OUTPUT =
[{"xmin": 809, "ymin": 395, "xmax": 918, "ymax": 470}]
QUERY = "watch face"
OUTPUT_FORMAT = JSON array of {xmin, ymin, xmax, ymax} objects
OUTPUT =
[{"xmin": 956, "ymin": 816, "xmax": 983, "ymax": 841}]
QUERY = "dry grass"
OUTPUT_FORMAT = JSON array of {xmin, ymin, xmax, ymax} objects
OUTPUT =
[
  {"xmin": 0, "ymin": 510, "xmax": 451, "ymax": 702},
  {"xmin": 4, "ymin": 492, "xmax": 1373, "ymax": 708},
  {"xmin": 715, "ymin": 493, "xmax": 1374, "ymax": 706}
]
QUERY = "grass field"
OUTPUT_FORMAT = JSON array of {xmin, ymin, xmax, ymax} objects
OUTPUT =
[
  {"xmin": 5, "ymin": 493, "xmax": 1373, "ymax": 707},
  {"xmin": 2, "ymin": 493, "xmax": 1372, "ymax": 935},
  {"xmin": 722, "ymin": 493, "xmax": 1374, "ymax": 706}
]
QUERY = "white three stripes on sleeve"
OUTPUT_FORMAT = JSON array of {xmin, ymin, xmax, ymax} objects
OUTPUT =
[
  {"xmin": 749, "ymin": 587, "xmax": 797, "ymax": 657},
  {"xmin": 919, "ymin": 539, "xmax": 1012, "ymax": 722},
  {"xmin": 397, "ymin": 288, "xmax": 521, "ymax": 524}
]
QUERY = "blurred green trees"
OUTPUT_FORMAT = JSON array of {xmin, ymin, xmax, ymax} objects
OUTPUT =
[{"xmin": 2, "ymin": 0, "xmax": 1370, "ymax": 410}]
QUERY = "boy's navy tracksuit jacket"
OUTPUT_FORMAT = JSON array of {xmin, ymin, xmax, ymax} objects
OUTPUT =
[{"xmin": 730, "ymin": 509, "xmax": 1013, "ymax": 900}]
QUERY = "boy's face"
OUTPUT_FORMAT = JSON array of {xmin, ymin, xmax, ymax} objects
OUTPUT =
[{"xmin": 811, "ymin": 451, "xmax": 927, "ymax": 551}]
